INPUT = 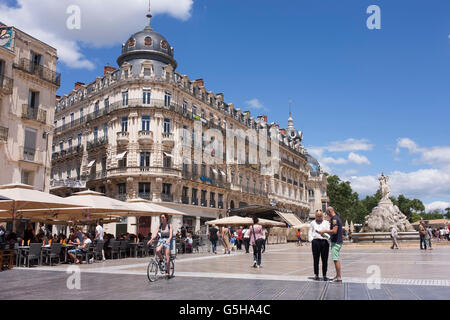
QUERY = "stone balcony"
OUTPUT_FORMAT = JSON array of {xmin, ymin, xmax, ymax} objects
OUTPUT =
[
  {"xmin": 107, "ymin": 166, "xmax": 181, "ymax": 179},
  {"xmin": 116, "ymin": 131, "xmax": 130, "ymax": 146},
  {"xmin": 138, "ymin": 130, "xmax": 154, "ymax": 145},
  {"xmin": 162, "ymin": 132, "xmax": 174, "ymax": 147},
  {"xmin": 21, "ymin": 104, "xmax": 47, "ymax": 124}
]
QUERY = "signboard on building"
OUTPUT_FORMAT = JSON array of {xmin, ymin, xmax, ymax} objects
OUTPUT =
[{"xmin": 0, "ymin": 27, "xmax": 13, "ymax": 50}]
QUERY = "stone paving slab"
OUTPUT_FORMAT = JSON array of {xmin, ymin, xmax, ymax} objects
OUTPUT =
[{"xmin": 2, "ymin": 243, "xmax": 450, "ymax": 300}]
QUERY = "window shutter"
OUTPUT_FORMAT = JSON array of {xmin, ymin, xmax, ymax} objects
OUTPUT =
[{"xmin": 24, "ymin": 128, "xmax": 37, "ymax": 150}]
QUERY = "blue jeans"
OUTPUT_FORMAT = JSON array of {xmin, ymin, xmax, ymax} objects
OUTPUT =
[
  {"xmin": 420, "ymin": 235, "xmax": 427, "ymax": 249},
  {"xmin": 252, "ymin": 239, "xmax": 264, "ymax": 266},
  {"xmin": 211, "ymin": 240, "xmax": 217, "ymax": 253}
]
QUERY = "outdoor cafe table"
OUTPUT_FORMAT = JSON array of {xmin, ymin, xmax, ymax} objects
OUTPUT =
[
  {"xmin": 61, "ymin": 244, "xmax": 76, "ymax": 263},
  {"xmin": 128, "ymin": 242, "xmax": 144, "ymax": 258}
]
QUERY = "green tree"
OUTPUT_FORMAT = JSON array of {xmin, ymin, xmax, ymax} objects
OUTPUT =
[
  {"xmin": 396, "ymin": 195, "xmax": 425, "ymax": 221},
  {"xmin": 326, "ymin": 175, "xmax": 368, "ymax": 224}
]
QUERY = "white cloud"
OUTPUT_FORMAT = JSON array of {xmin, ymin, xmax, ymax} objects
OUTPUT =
[
  {"xmin": 324, "ymin": 138, "xmax": 373, "ymax": 153},
  {"xmin": 425, "ymin": 201, "xmax": 450, "ymax": 213},
  {"xmin": 348, "ymin": 152, "xmax": 371, "ymax": 165},
  {"xmin": 0, "ymin": 0, "xmax": 193, "ymax": 69},
  {"xmin": 319, "ymin": 152, "xmax": 370, "ymax": 166},
  {"xmin": 396, "ymin": 138, "xmax": 450, "ymax": 167},
  {"xmin": 245, "ymin": 98, "xmax": 266, "ymax": 111}
]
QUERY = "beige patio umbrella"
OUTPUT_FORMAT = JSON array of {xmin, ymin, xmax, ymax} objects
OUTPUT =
[
  {"xmin": 344, "ymin": 220, "xmax": 349, "ymax": 233},
  {"xmin": 206, "ymin": 216, "xmax": 285, "ymax": 227},
  {"xmin": 350, "ymin": 221, "xmax": 355, "ymax": 233},
  {"xmin": 124, "ymin": 199, "xmax": 186, "ymax": 235},
  {"xmin": 0, "ymin": 184, "xmax": 89, "ymax": 231}
]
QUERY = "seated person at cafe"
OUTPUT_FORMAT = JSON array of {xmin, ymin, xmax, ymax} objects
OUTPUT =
[
  {"xmin": 185, "ymin": 233, "xmax": 193, "ymax": 253},
  {"xmin": 68, "ymin": 233, "xmax": 92, "ymax": 264}
]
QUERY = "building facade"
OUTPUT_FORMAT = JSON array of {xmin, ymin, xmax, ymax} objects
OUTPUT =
[
  {"xmin": 50, "ymin": 13, "xmax": 327, "ymax": 235},
  {"xmin": 0, "ymin": 23, "xmax": 60, "ymax": 192}
]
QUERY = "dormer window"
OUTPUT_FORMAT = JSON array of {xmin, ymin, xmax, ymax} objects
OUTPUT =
[
  {"xmin": 128, "ymin": 38, "xmax": 135, "ymax": 48},
  {"xmin": 144, "ymin": 37, "xmax": 152, "ymax": 46},
  {"xmin": 161, "ymin": 40, "xmax": 168, "ymax": 50}
]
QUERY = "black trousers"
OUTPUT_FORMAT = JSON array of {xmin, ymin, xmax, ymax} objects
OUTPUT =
[
  {"xmin": 243, "ymin": 238, "xmax": 250, "ymax": 253},
  {"xmin": 312, "ymin": 239, "xmax": 329, "ymax": 277}
]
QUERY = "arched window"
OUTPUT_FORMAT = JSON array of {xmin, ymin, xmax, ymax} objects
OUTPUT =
[
  {"xmin": 128, "ymin": 38, "xmax": 135, "ymax": 48},
  {"xmin": 144, "ymin": 36, "xmax": 152, "ymax": 46}
]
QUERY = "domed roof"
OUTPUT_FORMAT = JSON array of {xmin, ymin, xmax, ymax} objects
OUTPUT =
[
  {"xmin": 305, "ymin": 153, "xmax": 321, "ymax": 177},
  {"xmin": 117, "ymin": 26, "xmax": 177, "ymax": 70}
]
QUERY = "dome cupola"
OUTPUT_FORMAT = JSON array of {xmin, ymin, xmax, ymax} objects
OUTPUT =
[{"xmin": 116, "ymin": 2, "xmax": 177, "ymax": 75}]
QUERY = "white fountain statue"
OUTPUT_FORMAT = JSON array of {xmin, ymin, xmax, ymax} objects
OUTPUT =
[{"xmin": 362, "ymin": 173, "xmax": 414, "ymax": 232}]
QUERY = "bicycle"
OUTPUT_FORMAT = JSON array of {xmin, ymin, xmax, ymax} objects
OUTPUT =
[{"xmin": 147, "ymin": 240, "xmax": 175, "ymax": 282}]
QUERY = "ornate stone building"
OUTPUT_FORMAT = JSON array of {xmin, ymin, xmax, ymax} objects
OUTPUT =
[
  {"xmin": 0, "ymin": 22, "xmax": 60, "ymax": 192},
  {"xmin": 49, "ymin": 10, "xmax": 327, "ymax": 235}
]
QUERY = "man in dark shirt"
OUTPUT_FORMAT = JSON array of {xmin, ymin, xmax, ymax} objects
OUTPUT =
[
  {"xmin": 208, "ymin": 225, "xmax": 219, "ymax": 254},
  {"xmin": 320, "ymin": 207, "xmax": 343, "ymax": 283}
]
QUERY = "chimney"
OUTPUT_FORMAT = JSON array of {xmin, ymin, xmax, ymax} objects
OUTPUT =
[
  {"xmin": 263, "ymin": 115, "xmax": 268, "ymax": 123},
  {"xmin": 216, "ymin": 93, "xmax": 224, "ymax": 101},
  {"xmin": 74, "ymin": 82, "xmax": 85, "ymax": 90},
  {"xmin": 104, "ymin": 65, "xmax": 117, "ymax": 75},
  {"xmin": 194, "ymin": 78, "xmax": 204, "ymax": 87}
]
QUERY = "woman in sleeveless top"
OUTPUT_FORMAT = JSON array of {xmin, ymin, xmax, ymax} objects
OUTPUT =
[
  {"xmin": 222, "ymin": 226, "xmax": 231, "ymax": 254},
  {"xmin": 147, "ymin": 213, "xmax": 173, "ymax": 277},
  {"xmin": 248, "ymin": 217, "xmax": 264, "ymax": 268}
]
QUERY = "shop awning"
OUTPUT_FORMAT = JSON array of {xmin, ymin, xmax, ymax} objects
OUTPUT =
[
  {"xmin": 163, "ymin": 152, "xmax": 173, "ymax": 158},
  {"xmin": 211, "ymin": 168, "xmax": 218, "ymax": 174},
  {"xmin": 115, "ymin": 151, "xmax": 127, "ymax": 161},
  {"xmin": 219, "ymin": 169, "xmax": 226, "ymax": 176},
  {"xmin": 87, "ymin": 160, "xmax": 96, "ymax": 168},
  {"xmin": 275, "ymin": 211, "xmax": 303, "ymax": 227}
]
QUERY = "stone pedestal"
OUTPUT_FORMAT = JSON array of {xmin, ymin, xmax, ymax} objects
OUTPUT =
[{"xmin": 362, "ymin": 199, "xmax": 414, "ymax": 232}]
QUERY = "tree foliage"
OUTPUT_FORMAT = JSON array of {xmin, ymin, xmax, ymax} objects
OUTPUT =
[{"xmin": 326, "ymin": 174, "xmax": 426, "ymax": 224}]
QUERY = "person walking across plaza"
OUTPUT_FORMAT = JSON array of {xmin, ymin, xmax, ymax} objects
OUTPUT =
[
  {"xmin": 419, "ymin": 221, "xmax": 427, "ymax": 250},
  {"xmin": 390, "ymin": 225, "xmax": 399, "ymax": 250},
  {"xmin": 426, "ymin": 225, "xmax": 433, "ymax": 250},
  {"xmin": 221, "ymin": 225, "xmax": 231, "ymax": 254},
  {"xmin": 261, "ymin": 227, "xmax": 268, "ymax": 253},
  {"xmin": 308, "ymin": 210, "xmax": 330, "ymax": 281},
  {"xmin": 208, "ymin": 225, "xmax": 219, "ymax": 254},
  {"xmin": 95, "ymin": 219, "xmax": 105, "ymax": 260},
  {"xmin": 236, "ymin": 227, "xmax": 243, "ymax": 250},
  {"xmin": 243, "ymin": 226, "xmax": 250, "ymax": 253},
  {"xmin": 249, "ymin": 217, "xmax": 264, "ymax": 268},
  {"xmin": 319, "ymin": 207, "xmax": 343, "ymax": 283}
]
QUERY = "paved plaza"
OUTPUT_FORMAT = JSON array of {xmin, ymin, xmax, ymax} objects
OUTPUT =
[{"xmin": 1, "ymin": 242, "xmax": 449, "ymax": 300}]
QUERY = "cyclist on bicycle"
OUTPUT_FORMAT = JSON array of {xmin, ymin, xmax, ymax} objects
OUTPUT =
[{"xmin": 147, "ymin": 213, "xmax": 173, "ymax": 277}]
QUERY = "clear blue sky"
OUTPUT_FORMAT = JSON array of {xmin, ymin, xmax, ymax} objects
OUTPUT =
[{"xmin": 3, "ymin": 0, "xmax": 449, "ymax": 209}]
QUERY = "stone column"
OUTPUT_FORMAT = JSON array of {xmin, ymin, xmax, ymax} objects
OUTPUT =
[
  {"xmin": 171, "ymin": 215, "xmax": 183, "ymax": 234},
  {"xmin": 195, "ymin": 216, "xmax": 201, "ymax": 233},
  {"xmin": 127, "ymin": 216, "xmax": 137, "ymax": 235},
  {"xmin": 151, "ymin": 216, "xmax": 160, "ymax": 236}
]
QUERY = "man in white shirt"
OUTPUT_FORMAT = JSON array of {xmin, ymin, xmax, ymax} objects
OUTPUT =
[
  {"xmin": 308, "ymin": 210, "xmax": 331, "ymax": 281},
  {"xmin": 390, "ymin": 226, "xmax": 399, "ymax": 249},
  {"xmin": 243, "ymin": 227, "xmax": 250, "ymax": 253},
  {"xmin": 95, "ymin": 219, "xmax": 105, "ymax": 260}
]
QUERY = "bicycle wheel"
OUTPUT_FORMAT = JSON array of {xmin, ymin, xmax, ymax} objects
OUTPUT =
[
  {"xmin": 147, "ymin": 260, "xmax": 159, "ymax": 282},
  {"xmin": 169, "ymin": 259, "xmax": 175, "ymax": 278}
]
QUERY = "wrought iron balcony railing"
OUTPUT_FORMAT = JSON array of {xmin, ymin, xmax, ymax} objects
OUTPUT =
[
  {"xmin": 22, "ymin": 104, "xmax": 47, "ymax": 124},
  {"xmin": 13, "ymin": 58, "xmax": 60, "ymax": 86},
  {"xmin": 0, "ymin": 126, "xmax": 8, "ymax": 142}
]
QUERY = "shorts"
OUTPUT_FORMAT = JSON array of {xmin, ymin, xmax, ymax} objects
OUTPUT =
[
  {"xmin": 158, "ymin": 238, "xmax": 173, "ymax": 251},
  {"xmin": 331, "ymin": 242, "xmax": 342, "ymax": 261},
  {"xmin": 69, "ymin": 248, "xmax": 83, "ymax": 255}
]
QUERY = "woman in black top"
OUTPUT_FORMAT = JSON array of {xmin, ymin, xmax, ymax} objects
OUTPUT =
[{"xmin": 22, "ymin": 223, "xmax": 35, "ymax": 244}]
